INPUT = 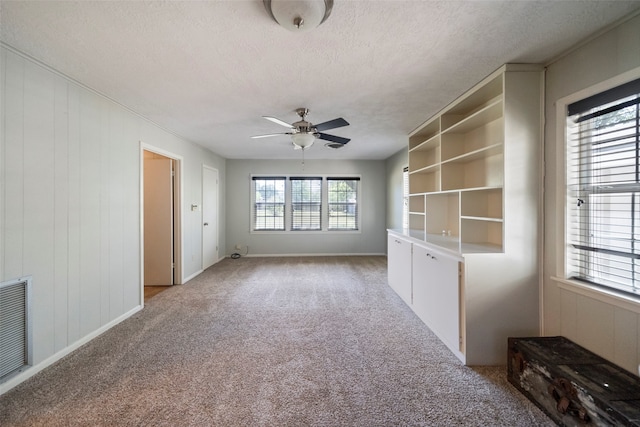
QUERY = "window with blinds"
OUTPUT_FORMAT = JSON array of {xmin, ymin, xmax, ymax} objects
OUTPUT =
[
  {"xmin": 567, "ymin": 78, "xmax": 640, "ymax": 294},
  {"xmin": 253, "ymin": 177, "xmax": 285, "ymax": 230},
  {"xmin": 252, "ymin": 175, "xmax": 360, "ymax": 232},
  {"xmin": 328, "ymin": 178, "xmax": 359, "ymax": 230},
  {"xmin": 402, "ymin": 166, "xmax": 409, "ymax": 229},
  {"xmin": 290, "ymin": 177, "xmax": 322, "ymax": 230}
]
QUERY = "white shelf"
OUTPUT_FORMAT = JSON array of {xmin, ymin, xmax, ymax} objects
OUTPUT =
[
  {"xmin": 410, "ymin": 163, "xmax": 440, "ymax": 175},
  {"xmin": 409, "ymin": 118, "xmax": 440, "ymax": 150},
  {"xmin": 442, "ymin": 143, "xmax": 503, "ymax": 165},
  {"xmin": 461, "ymin": 215, "xmax": 503, "ymax": 222},
  {"xmin": 460, "ymin": 241, "xmax": 503, "ymax": 254},
  {"xmin": 410, "ymin": 133, "xmax": 440, "ymax": 153},
  {"xmin": 442, "ymin": 98, "xmax": 503, "ymax": 134}
]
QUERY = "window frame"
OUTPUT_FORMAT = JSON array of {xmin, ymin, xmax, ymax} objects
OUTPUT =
[
  {"xmin": 556, "ymin": 67, "xmax": 640, "ymax": 302},
  {"xmin": 290, "ymin": 177, "xmax": 323, "ymax": 231},
  {"xmin": 252, "ymin": 176, "xmax": 286, "ymax": 231},
  {"xmin": 250, "ymin": 174, "xmax": 362, "ymax": 234},
  {"xmin": 402, "ymin": 166, "xmax": 409, "ymax": 230},
  {"xmin": 327, "ymin": 177, "xmax": 360, "ymax": 231}
]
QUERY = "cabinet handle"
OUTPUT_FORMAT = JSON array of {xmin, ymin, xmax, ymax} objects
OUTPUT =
[{"xmin": 425, "ymin": 253, "xmax": 437, "ymax": 260}]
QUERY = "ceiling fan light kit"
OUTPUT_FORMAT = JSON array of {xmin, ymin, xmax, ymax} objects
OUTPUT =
[
  {"xmin": 291, "ymin": 132, "xmax": 316, "ymax": 149},
  {"xmin": 252, "ymin": 107, "xmax": 350, "ymax": 152},
  {"xmin": 264, "ymin": 0, "xmax": 333, "ymax": 32}
]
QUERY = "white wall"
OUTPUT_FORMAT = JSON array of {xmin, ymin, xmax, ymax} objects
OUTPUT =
[
  {"xmin": 385, "ymin": 148, "xmax": 407, "ymax": 233},
  {"xmin": 0, "ymin": 45, "xmax": 225, "ymax": 393},
  {"xmin": 543, "ymin": 14, "xmax": 640, "ymax": 374},
  {"xmin": 225, "ymin": 159, "xmax": 387, "ymax": 256}
]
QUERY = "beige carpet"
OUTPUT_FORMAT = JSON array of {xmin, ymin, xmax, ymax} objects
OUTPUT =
[{"xmin": 0, "ymin": 256, "xmax": 553, "ymax": 426}]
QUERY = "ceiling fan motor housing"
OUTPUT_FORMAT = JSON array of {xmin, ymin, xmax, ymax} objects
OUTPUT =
[{"xmin": 293, "ymin": 120, "xmax": 315, "ymax": 134}]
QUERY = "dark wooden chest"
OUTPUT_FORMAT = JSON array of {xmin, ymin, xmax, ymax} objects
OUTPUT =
[{"xmin": 508, "ymin": 336, "xmax": 640, "ymax": 426}]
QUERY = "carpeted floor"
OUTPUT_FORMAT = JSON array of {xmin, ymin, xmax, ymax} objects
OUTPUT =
[{"xmin": 0, "ymin": 256, "xmax": 553, "ymax": 426}]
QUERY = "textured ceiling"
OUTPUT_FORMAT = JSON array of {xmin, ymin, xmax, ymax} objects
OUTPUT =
[{"xmin": 1, "ymin": 1, "xmax": 639, "ymax": 160}]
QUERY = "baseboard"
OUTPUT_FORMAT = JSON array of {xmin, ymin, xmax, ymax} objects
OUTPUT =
[
  {"xmin": 234, "ymin": 253, "xmax": 387, "ymax": 258},
  {"xmin": 183, "ymin": 269, "xmax": 204, "ymax": 284},
  {"xmin": 0, "ymin": 305, "xmax": 143, "ymax": 396}
]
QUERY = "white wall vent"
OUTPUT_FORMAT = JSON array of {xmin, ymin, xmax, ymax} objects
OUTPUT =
[{"xmin": 0, "ymin": 276, "xmax": 32, "ymax": 383}]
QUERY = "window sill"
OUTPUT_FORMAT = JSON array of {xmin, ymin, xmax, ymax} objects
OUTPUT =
[{"xmin": 551, "ymin": 276, "xmax": 640, "ymax": 314}]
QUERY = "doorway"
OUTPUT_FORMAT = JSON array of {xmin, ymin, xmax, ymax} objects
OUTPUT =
[{"xmin": 142, "ymin": 148, "xmax": 182, "ymax": 302}]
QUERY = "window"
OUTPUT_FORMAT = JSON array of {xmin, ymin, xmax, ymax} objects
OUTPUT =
[
  {"xmin": 290, "ymin": 177, "xmax": 322, "ymax": 230},
  {"xmin": 328, "ymin": 178, "xmax": 359, "ymax": 230},
  {"xmin": 251, "ymin": 175, "xmax": 360, "ymax": 232},
  {"xmin": 402, "ymin": 166, "xmax": 409, "ymax": 229},
  {"xmin": 566, "ymin": 78, "xmax": 640, "ymax": 295},
  {"xmin": 253, "ymin": 177, "xmax": 285, "ymax": 230}
]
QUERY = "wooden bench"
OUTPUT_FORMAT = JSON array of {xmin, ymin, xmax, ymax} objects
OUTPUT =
[{"xmin": 507, "ymin": 336, "xmax": 640, "ymax": 426}]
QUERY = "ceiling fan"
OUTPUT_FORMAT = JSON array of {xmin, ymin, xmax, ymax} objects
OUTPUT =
[{"xmin": 252, "ymin": 108, "xmax": 350, "ymax": 150}]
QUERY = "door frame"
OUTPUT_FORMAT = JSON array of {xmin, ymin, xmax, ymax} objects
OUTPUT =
[
  {"xmin": 202, "ymin": 164, "xmax": 220, "ymax": 270},
  {"xmin": 140, "ymin": 142, "xmax": 184, "ymax": 305}
]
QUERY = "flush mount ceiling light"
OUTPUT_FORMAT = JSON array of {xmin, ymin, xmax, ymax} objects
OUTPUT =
[{"xmin": 264, "ymin": 0, "xmax": 333, "ymax": 32}]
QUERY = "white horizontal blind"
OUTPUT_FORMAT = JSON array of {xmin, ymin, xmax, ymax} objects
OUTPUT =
[
  {"xmin": 328, "ymin": 178, "xmax": 359, "ymax": 230},
  {"xmin": 290, "ymin": 177, "xmax": 322, "ymax": 230},
  {"xmin": 253, "ymin": 177, "xmax": 286, "ymax": 231},
  {"xmin": 567, "ymin": 78, "xmax": 640, "ymax": 294},
  {"xmin": 403, "ymin": 167, "xmax": 409, "ymax": 230}
]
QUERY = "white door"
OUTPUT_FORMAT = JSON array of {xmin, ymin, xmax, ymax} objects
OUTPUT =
[
  {"xmin": 202, "ymin": 165, "xmax": 218, "ymax": 269},
  {"xmin": 144, "ymin": 157, "xmax": 174, "ymax": 286}
]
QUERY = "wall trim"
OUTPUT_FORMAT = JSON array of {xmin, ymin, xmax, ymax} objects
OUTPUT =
[
  {"xmin": 0, "ymin": 305, "xmax": 143, "ymax": 396},
  {"xmin": 183, "ymin": 269, "xmax": 204, "ymax": 283},
  {"xmin": 235, "ymin": 253, "xmax": 387, "ymax": 258}
]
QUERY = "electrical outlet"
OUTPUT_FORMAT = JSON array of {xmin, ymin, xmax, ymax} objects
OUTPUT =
[{"xmin": 235, "ymin": 244, "xmax": 242, "ymax": 250}]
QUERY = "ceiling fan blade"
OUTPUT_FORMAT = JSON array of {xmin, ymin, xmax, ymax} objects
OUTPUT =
[
  {"xmin": 318, "ymin": 133, "xmax": 350, "ymax": 145},
  {"xmin": 314, "ymin": 117, "xmax": 349, "ymax": 132},
  {"xmin": 263, "ymin": 116, "xmax": 294, "ymax": 129},
  {"xmin": 251, "ymin": 133, "xmax": 291, "ymax": 139}
]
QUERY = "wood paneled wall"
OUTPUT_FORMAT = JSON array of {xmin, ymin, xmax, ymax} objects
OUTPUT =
[
  {"xmin": 1, "ymin": 48, "xmax": 140, "ymax": 365},
  {"xmin": 1, "ymin": 46, "xmax": 226, "ymax": 393}
]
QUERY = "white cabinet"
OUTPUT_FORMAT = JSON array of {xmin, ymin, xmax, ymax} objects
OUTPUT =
[
  {"xmin": 412, "ymin": 243, "xmax": 461, "ymax": 359},
  {"xmin": 387, "ymin": 234, "xmax": 412, "ymax": 306}
]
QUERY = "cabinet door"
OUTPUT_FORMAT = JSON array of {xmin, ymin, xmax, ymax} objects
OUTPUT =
[
  {"xmin": 387, "ymin": 234, "xmax": 412, "ymax": 306},
  {"xmin": 412, "ymin": 244, "xmax": 460, "ymax": 352}
]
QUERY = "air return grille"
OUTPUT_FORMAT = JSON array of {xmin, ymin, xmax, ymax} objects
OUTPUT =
[{"xmin": 0, "ymin": 277, "xmax": 32, "ymax": 382}]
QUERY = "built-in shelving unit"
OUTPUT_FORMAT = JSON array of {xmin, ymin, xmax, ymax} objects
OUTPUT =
[
  {"xmin": 406, "ymin": 67, "xmax": 534, "ymax": 253},
  {"xmin": 389, "ymin": 64, "xmax": 542, "ymax": 365}
]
